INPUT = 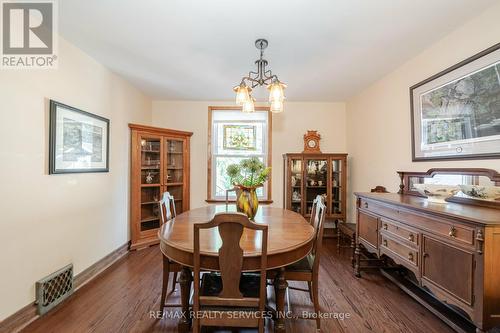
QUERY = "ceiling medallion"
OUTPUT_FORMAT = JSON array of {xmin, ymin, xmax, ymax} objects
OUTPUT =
[{"xmin": 233, "ymin": 39, "xmax": 287, "ymax": 114}]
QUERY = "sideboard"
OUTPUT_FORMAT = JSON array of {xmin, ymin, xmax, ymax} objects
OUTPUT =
[{"xmin": 354, "ymin": 192, "xmax": 500, "ymax": 333}]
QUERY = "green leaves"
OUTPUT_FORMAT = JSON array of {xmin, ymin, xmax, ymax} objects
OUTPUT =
[{"xmin": 226, "ymin": 157, "xmax": 271, "ymax": 188}]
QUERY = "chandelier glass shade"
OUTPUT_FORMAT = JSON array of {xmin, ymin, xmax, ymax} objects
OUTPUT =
[
  {"xmin": 267, "ymin": 80, "xmax": 287, "ymax": 114},
  {"xmin": 242, "ymin": 96, "xmax": 256, "ymax": 113},
  {"xmin": 270, "ymin": 99, "xmax": 283, "ymax": 113},
  {"xmin": 234, "ymin": 39, "xmax": 286, "ymax": 113},
  {"xmin": 234, "ymin": 84, "xmax": 252, "ymax": 106}
]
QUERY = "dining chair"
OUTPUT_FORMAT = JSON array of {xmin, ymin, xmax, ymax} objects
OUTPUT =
[
  {"xmin": 276, "ymin": 195, "xmax": 326, "ymax": 330},
  {"xmin": 193, "ymin": 212, "xmax": 268, "ymax": 333},
  {"xmin": 159, "ymin": 191, "xmax": 176, "ymax": 224},
  {"xmin": 159, "ymin": 191, "xmax": 182, "ymax": 312}
]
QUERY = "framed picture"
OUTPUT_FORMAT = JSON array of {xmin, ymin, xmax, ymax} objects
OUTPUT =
[
  {"xmin": 410, "ymin": 43, "xmax": 500, "ymax": 161},
  {"xmin": 49, "ymin": 100, "xmax": 109, "ymax": 174}
]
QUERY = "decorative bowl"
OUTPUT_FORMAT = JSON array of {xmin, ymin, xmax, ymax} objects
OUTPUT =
[
  {"xmin": 458, "ymin": 185, "xmax": 500, "ymax": 201},
  {"xmin": 413, "ymin": 184, "xmax": 460, "ymax": 204}
]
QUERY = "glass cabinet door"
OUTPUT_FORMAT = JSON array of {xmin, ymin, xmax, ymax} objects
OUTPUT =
[
  {"xmin": 164, "ymin": 138, "xmax": 184, "ymax": 214},
  {"xmin": 331, "ymin": 158, "xmax": 342, "ymax": 215},
  {"xmin": 140, "ymin": 136, "xmax": 161, "ymax": 232},
  {"xmin": 290, "ymin": 159, "xmax": 303, "ymax": 214},
  {"xmin": 305, "ymin": 159, "xmax": 328, "ymax": 216}
]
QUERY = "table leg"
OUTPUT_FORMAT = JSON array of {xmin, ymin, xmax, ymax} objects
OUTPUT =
[
  {"xmin": 178, "ymin": 266, "xmax": 192, "ymax": 333},
  {"xmin": 274, "ymin": 267, "xmax": 288, "ymax": 333}
]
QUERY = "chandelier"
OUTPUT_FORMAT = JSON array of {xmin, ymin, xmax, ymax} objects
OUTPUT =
[{"xmin": 233, "ymin": 39, "xmax": 287, "ymax": 113}]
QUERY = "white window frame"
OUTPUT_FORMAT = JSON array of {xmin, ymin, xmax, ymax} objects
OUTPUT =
[{"xmin": 207, "ymin": 106, "xmax": 272, "ymax": 202}]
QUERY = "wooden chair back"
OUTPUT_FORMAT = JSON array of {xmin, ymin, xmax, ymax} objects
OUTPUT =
[
  {"xmin": 225, "ymin": 187, "xmax": 237, "ymax": 208},
  {"xmin": 159, "ymin": 191, "xmax": 176, "ymax": 224},
  {"xmin": 193, "ymin": 212, "xmax": 268, "ymax": 309},
  {"xmin": 310, "ymin": 195, "xmax": 327, "ymax": 272},
  {"xmin": 371, "ymin": 185, "xmax": 388, "ymax": 193}
]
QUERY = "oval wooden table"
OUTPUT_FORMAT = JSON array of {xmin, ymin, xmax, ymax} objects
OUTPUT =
[{"xmin": 158, "ymin": 205, "xmax": 315, "ymax": 333}]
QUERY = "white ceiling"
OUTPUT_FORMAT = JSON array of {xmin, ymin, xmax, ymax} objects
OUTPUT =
[{"xmin": 59, "ymin": 0, "xmax": 496, "ymax": 101}]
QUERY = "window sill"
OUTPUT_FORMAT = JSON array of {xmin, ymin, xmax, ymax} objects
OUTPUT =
[{"xmin": 205, "ymin": 199, "xmax": 274, "ymax": 204}]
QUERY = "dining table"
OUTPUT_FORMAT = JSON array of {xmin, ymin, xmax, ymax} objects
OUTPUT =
[{"xmin": 158, "ymin": 204, "xmax": 315, "ymax": 333}]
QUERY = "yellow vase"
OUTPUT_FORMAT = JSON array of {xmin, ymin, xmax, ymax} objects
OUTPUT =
[{"xmin": 235, "ymin": 186, "xmax": 260, "ymax": 220}]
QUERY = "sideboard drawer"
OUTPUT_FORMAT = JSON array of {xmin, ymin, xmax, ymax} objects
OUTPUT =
[
  {"xmin": 362, "ymin": 199, "xmax": 474, "ymax": 246},
  {"xmin": 381, "ymin": 234, "xmax": 419, "ymax": 269},
  {"xmin": 415, "ymin": 217, "xmax": 474, "ymax": 246},
  {"xmin": 380, "ymin": 218, "xmax": 419, "ymax": 248}
]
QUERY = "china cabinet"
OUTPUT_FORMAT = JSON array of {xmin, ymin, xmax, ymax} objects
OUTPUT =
[
  {"xmin": 129, "ymin": 124, "xmax": 192, "ymax": 250},
  {"xmin": 283, "ymin": 153, "xmax": 347, "ymax": 234}
]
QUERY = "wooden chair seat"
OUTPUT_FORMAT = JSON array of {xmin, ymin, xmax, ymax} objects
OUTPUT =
[
  {"xmin": 339, "ymin": 222, "xmax": 356, "ymax": 235},
  {"xmin": 284, "ymin": 254, "xmax": 314, "ymax": 273}
]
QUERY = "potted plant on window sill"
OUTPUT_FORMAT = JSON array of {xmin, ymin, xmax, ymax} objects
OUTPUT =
[{"xmin": 226, "ymin": 157, "xmax": 271, "ymax": 220}]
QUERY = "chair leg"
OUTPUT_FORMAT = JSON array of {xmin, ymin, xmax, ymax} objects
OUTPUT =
[
  {"xmin": 193, "ymin": 318, "xmax": 199, "ymax": 333},
  {"xmin": 307, "ymin": 281, "xmax": 314, "ymax": 304},
  {"xmin": 311, "ymin": 280, "xmax": 321, "ymax": 330},
  {"xmin": 337, "ymin": 229, "xmax": 341, "ymax": 254},
  {"xmin": 170, "ymin": 271, "xmax": 178, "ymax": 294},
  {"xmin": 258, "ymin": 317, "xmax": 264, "ymax": 333},
  {"xmin": 160, "ymin": 255, "xmax": 170, "ymax": 312}
]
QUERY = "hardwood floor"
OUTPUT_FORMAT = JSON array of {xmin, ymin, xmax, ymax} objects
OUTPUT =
[{"xmin": 21, "ymin": 240, "xmax": 453, "ymax": 333}]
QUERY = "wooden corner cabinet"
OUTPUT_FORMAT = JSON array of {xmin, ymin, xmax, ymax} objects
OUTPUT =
[
  {"xmin": 129, "ymin": 124, "xmax": 192, "ymax": 250},
  {"xmin": 283, "ymin": 153, "xmax": 347, "ymax": 233}
]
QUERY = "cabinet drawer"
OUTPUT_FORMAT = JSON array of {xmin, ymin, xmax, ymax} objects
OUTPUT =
[
  {"xmin": 381, "ymin": 234, "xmax": 418, "ymax": 269},
  {"xmin": 361, "ymin": 199, "xmax": 474, "ymax": 246},
  {"xmin": 380, "ymin": 218, "xmax": 419, "ymax": 248}
]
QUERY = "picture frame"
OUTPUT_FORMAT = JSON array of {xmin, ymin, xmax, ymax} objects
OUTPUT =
[
  {"xmin": 410, "ymin": 43, "xmax": 500, "ymax": 161},
  {"xmin": 49, "ymin": 100, "xmax": 109, "ymax": 174}
]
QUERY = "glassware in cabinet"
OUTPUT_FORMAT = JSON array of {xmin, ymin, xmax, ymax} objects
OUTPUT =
[
  {"xmin": 140, "ymin": 136, "xmax": 161, "ymax": 185},
  {"xmin": 290, "ymin": 159, "xmax": 303, "ymax": 214},
  {"xmin": 331, "ymin": 158, "xmax": 342, "ymax": 215},
  {"xmin": 305, "ymin": 159, "xmax": 327, "ymax": 216},
  {"xmin": 164, "ymin": 139, "xmax": 184, "ymax": 213}
]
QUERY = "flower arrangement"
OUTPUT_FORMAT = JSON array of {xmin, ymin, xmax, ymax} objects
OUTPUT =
[
  {"xmin": 226, "ymin": 157, "xmax": 271, "ymax": 219},
  {"xmin": 226, "ymin": 157, "xmax": 271, "ymax": 189}
]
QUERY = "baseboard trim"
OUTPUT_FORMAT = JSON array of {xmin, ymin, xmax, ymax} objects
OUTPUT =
[{"xmin": 0, "ymin": 241, "xmax": 130, "ymax": 333}]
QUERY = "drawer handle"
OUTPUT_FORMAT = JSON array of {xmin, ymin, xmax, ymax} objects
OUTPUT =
[
  {"xmin": 423, "ymin": 252, "xmax": 429, "ymax": 258},
  {"xmin": 364, "ymin": 202, "xmax": 368, "ymax": 208},
  {"xmin": 449, "ymin": 226, "xmax": 457, "ymax": 238},
  {"xmin": 408, "ymin": 252, "xmax": 414, "ymax": 261},
  {"xmin": 383, "ymin": 239, "xmax": 388, "ymax": 247},
  {"xmin": 408, "ymin": 234, "xmax": 415, "ymax": 242},
  {"xmin": 383, "ymin": 223, "xmax": 388, "ymax": 230}
]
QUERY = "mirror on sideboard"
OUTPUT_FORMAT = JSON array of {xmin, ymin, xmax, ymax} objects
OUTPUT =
[{"xmin": 397, "ymin": 168, "xmax": 500, "ymax": 208}]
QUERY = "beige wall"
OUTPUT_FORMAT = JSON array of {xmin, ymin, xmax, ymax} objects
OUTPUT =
[
  {"xmin": 346, "ymin": 3, "xmax": 500, "ymax": 223},
  {"xmin": 152, "ymin": 101, "xmax": 346, "ymax": 209},
  {"xmin": 3, "ymin": 2, "xmax": 499, "ymax": 323},
  {"xmin": 0, "ymin": 37, "xmax": 151, "ymax": 320}
]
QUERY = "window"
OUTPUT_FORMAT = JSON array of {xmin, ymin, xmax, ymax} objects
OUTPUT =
[{"xmin": 207, "ymin": 107, "xmax": 272, "ymax": 202}]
